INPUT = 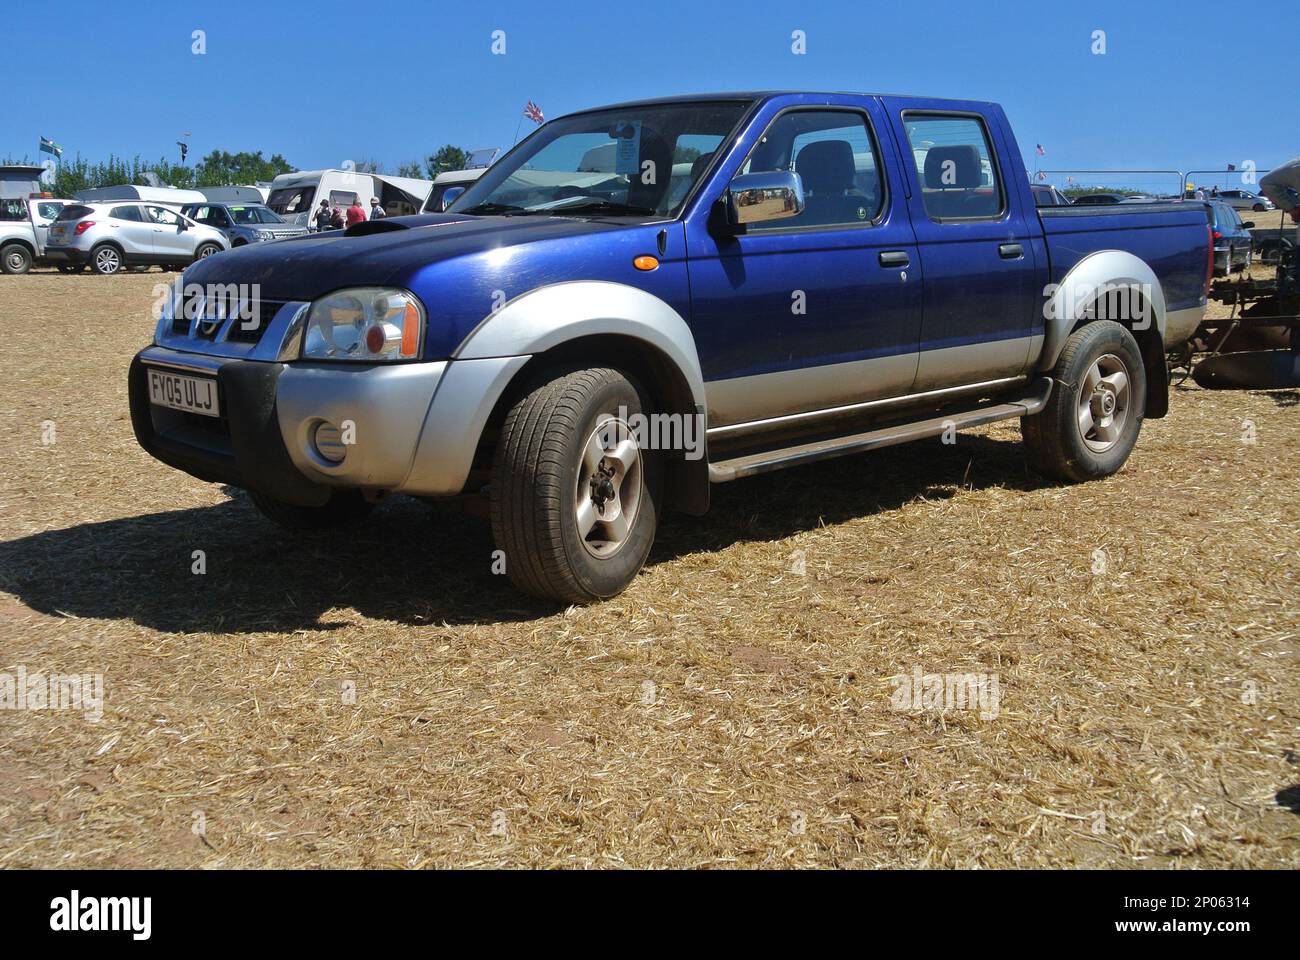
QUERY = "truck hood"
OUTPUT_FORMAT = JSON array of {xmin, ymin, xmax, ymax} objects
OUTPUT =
[{"xmin": 182, "ymin": 213, "xmax": 630, "ymax": 301}]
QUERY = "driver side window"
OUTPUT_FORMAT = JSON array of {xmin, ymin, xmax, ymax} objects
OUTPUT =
[
  {"xmin": 146, "ymin": 206, "xmax": 181, "ymax": 226},
  {"xmin": 741, "ymin": 110, "xmax": 884, "ymax": 229}
]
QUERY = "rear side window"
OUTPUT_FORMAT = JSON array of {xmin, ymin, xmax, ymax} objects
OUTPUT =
[
  {"xmin": 740, "ymin": 109, "xmax": 885, "ymax": 229},
  {"xmin": 110, "ymin": 205, "xmax": 144, "ymax": 222},
  {"xmin": 36, "ymin": 202, "xmax": 64, "ymax": 220},
  {"xmin": 55, "ymin": 204, "xmax": 94, "ymax": 222},
  {"xmin": 904, "ymin": 114, "xmax": 1005, "ymax": 221}
]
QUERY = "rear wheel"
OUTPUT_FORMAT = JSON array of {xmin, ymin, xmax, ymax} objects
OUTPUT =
[
  {"xmin": 490, "ymin": 366, "xmax": 661, "ymax": 604},
  {"xmin": 1022, "ymin": 321, "xmax": 1146, "ymax": 482},
  {"xmin": 1, "ymin": 243, "xmax": 32, "ymax": 274},
  {"xmin": 89, "ymin": 244, "xmax": 124, "ymax": 275},
  {"xmin": 248, "ymin": 489, "xmax": 374, "ymax": 530}
]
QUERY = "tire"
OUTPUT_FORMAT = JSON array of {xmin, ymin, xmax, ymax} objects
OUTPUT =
[
  {"xmin": 1022, "ymin": 321, "xmax": 1146, "ymax": 483},
  {"xmin": 490, "ymin": 366, "xmax": 661, "ymax": 604},
  {"xmin": 1253, "ymin": 203, "xmax": 1266, "ymax": 212},
  {"xmin": 89, "ymin": 244, "xmax": 124, "ymax": 275},
  {"xmin": 248, "ymin": 489, "xmax": 374, "ymax": 530},
  {"xmin": 56, "ymin": 263, "xmax": 85, "ymax": 274},
  {"xmin": 1, "ymin": 243, "xmax": 32, "ymax": 274},
  {"xmin": 193, "ymin": 243, "xmax": 222, "ymax": 264}
]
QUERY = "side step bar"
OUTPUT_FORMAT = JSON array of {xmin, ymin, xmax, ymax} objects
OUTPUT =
[{"xmin": 707, "ymin": 377, "xmax": 1054, "ymax": 483}]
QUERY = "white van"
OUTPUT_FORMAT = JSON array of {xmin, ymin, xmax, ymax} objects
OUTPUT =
[
  {"xmin": 266, "ymin": 170, "xmax": 434, "ymax": 227},
  {"xmin": 73, "ymin": 184, "xmax": 207, "ymax": 210}
]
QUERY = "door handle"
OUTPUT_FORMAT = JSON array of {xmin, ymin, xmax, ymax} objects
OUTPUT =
[
  {"xmin": 998, "ymin": 243, "xmax": 1024, "ymax": 259},
  {"xmin": 879, "ymin": 250, "xmax": 910, "ymax": 268}
]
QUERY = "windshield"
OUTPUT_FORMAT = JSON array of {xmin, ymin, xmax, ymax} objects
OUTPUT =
[
  {"xmin": 229, "ymin": 205, "xmax": 284, "ymax": 224},
  {"xmin": 450, "ymin": 100, "xmax": 751, "ymax": 218}
]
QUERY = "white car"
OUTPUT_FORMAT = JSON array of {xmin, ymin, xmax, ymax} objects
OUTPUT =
[
  {"xmin": 44, "ymin": 201, "xmax": 229, "ymax": 275},
  {"xmin": 1213, "ymin": 189, "xmax": 1275, "ymax": 212}
]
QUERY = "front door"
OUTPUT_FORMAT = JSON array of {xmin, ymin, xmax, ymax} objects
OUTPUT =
[
  {"xmin": 145, "ymin": 205, "xmax": 193, "ymax": 259},
  {"xmin": 686, "ymin": 103, "xmax": 922, "ymax": 428}
]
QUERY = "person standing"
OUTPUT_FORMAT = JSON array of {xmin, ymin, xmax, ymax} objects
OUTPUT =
[
  {"xmin": 313, "ymin": 199, "xmax": 332, "ymax": 232},
  {"xmin": 346, "ymin": 198, "xmax": 366, "ymax": 228},
  {"xmin": 368, "ymin": 198, "xmax": 386, "ymax": 220},
  {"xmin": 330, "ymin": 204, "xmax": 345, "ymax": 229}
]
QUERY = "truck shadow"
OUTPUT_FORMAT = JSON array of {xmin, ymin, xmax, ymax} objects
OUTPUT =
[{"xmin": 0, "ymin": 434, "xmax": 1044, "ymax": 632}]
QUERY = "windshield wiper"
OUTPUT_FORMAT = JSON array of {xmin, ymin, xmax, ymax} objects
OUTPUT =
[
  {"xmin": 460, "ymin": 202, "xmax": 529, "ymax": 216},
  {"xmin": 543, "ymin": 199, "xmax": 656, "ymax": 217}
]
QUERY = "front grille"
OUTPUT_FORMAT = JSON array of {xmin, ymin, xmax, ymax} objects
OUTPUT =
[{"xmin": 171, "ymin": 290, "xmax": 288, "ymax": 345}]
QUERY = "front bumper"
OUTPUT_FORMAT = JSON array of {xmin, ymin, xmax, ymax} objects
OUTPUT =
[{"xmin": 130, "ymin": 344, "xmax": 527, "ymax": 503}]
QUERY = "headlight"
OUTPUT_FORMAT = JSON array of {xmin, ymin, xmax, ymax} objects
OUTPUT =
[
  {"xmin": 300, "ymin": 288, "xmax": 424, "ymax": 362},
  {"xmin": 255, "ymin": 230, "xmax": 274, "ymax": 241}
]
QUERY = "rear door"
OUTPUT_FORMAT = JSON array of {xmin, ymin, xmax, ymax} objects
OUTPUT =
[
  {"xmin": 107, "ymin": 204, "xmax": 155, "ymax": 256},
  {"xmin": 684, "ymin": 98, "xmax": 922, "ymax": 427},
  {"xmin": 884, "ymin": 100, "xmax": 1047, "ymax": 392}
]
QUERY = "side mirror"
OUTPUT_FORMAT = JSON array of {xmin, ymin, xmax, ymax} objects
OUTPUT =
[
  {"xmin": 725, "ymin": 170, "xmax": 805, "ymax": 227},
  {"xmin": 1241, "ymin": 221, "xmax": 1255, "ymax": 230},
  {"xmin": 440, "ymin": 187, "xmax": 466, "ymax": 212}
]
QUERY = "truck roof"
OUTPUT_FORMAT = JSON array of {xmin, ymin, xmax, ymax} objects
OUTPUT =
[{"xmin": 566, "ymin": 91, "xmax": 999, "ymax": 113}]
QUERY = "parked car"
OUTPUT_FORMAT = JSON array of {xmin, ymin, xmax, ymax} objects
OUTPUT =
[
  {"xmin": 422, "ymin": 168, "xmax": 488, "ymax": 213},
  {"xmin": 0, "ymin": 196, "xmax": 71, "ymax": 273},
  {"xmin": 1070, "ymin": 192, "xmax": 1127, "ymax": 205},
  {"xmin": 1213, "ymin": 188, "xmax": 1274, "ymax": 212},
  {"xmin": 45, "ymin": 202, "xmax": 228, "ymax": 275},
  {"xmin": 180, "ymin": 202, "xmax": 308, "ymax": 246},
  {"xmin": 1030, "ymin": 184, "xmax": 1070, "ymax": 207},
  {"xmin": 130, "ymin": 91, "xmax": 1210, "ymax": 603},
  {"xmin": 1206, "ymin": 200, "xmax": 1254, "ymax": 275}
]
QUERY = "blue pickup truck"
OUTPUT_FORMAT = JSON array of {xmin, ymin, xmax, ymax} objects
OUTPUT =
[{"xmin": 130, "ymin": 92, "xmax": 1211, "ymax": 602}]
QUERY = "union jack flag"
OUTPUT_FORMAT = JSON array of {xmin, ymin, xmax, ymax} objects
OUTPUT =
[
  {"xmin": 1037, "ymin": 171, "xmax": 1047, "ymax": 180},
  {"xmin": 1035, "ymin": 143, "xmax": 1046, "ymax": 156},
  {"xmin": 524, "ymin": 101, "xmax": 544, "ymax": 124}
]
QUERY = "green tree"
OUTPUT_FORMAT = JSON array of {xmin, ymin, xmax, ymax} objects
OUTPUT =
[
  {"xmin": 396, "ymin": 160, "xmax": 425, "ymax": 179},
  {"xmin": 425, "ymin": 145, "xmax": 469, "ymax": 179}
]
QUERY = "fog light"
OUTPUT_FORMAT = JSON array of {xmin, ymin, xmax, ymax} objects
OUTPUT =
[{"xmin": 313, "ymin": 421, "xmax": 346, "ymax": 463}]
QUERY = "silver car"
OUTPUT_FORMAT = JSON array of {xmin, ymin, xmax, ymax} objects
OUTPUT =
[
  {"xmin": 179, "ymin": 202, "xmax": 309, "ymax": 247},
  {"xmin": 44, "ymin": 201, "xmax": 229, "ymax": 275},
  {"xmin": 1212, "ymin": 189, "xmax": 1275, "ymax": 212}
]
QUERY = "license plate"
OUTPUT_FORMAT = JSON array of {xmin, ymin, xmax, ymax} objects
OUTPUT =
[{"xmin": 147, "ymin": 368, "xmax": 220, "ymax": 418}]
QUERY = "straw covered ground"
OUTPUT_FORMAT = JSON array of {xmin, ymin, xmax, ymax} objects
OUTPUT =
[{"xmin": 1, "ymin": 270, "xmax": 1297, "ymax": 868}]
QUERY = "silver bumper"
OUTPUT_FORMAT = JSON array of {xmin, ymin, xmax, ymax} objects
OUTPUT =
[{"xmin": 138, "ymin": 344, "xmax": 528, "ymax": 498}]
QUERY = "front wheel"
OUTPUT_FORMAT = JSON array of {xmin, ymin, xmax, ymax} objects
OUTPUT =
[
  {"xmin": 193, "ymin": 243, "xmax": 222, "ymax": 263},
  {"xmin": 490, "ymin": 366, "xmax": 661, "ymax": 604},
  {"xmin": 248, "ymin": 489, "xmax": 374, "ymax": 530},
  {"xmin": 1022, "ymin": 321, "xmax": 1146, "ymax": 483}
]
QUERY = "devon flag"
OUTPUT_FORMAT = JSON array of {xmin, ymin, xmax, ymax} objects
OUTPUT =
[{"xmin": 39, "ymin": 137, "xmax": 63, "ymax": 157}]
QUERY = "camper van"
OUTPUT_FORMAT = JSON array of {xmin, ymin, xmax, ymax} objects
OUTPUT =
[
  {"xmin": 73, "ymin": 184, "xmax": 207, "ymax": 209},
  {"xmin": 265, "ymin": 170, "xmax": 433, "ymax": 227}
]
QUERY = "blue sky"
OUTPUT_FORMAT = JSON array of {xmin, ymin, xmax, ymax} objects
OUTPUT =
[{"xmin": 4, "ymin": 0, "xmax": 1295, "ymax": 181}]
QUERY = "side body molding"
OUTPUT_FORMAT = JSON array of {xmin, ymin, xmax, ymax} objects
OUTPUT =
[
  {"xmin": 1038, "ymin": 250, "xmax": 1167, "ymax": 372},
  {"xmin": 405, "ymin": 281, "xmax": 708, "ymax": 499}
]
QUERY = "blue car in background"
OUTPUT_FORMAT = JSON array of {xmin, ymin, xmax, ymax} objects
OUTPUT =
[
  {"xmin": 129, "ymin": 91, "xmax": 1211, "ymax": 602},
  {"xmin": 1207, "ymin": 199, "xmax": 1254, "ymax": 275}
]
